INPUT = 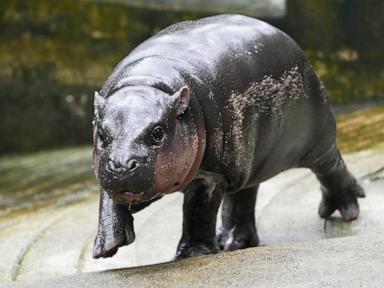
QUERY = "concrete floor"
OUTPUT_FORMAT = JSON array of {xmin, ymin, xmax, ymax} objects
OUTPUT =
[
  {"xmin": 4, "ymin": 232, "xmax": 384, "ymax": 288},
  {"xmin": 1, "ymin": 143, "xmax": 384, "ymax": 287}
]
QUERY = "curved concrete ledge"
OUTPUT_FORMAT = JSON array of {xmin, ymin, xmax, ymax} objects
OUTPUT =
[{"xmin": 3, "ymin": 232, "xmax": 384, "ymax": 288}]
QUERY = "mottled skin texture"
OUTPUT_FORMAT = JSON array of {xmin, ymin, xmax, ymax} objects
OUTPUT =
[{"xmin": 92, "ymin": 15, "xmax": 364, "ymax": 259}]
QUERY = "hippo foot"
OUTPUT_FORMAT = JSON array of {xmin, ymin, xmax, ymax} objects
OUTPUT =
[
  {"xmin": 217, "ymin": 223, "xmax": 259, "ymax": 251},
  {"xmin": 318, "ymin": 181, "xmax": 364, "ymax": 221},
  {"xmin": 174, "ymin": 240, "xmax": 218, "ymax": 260},
  {"xmin": 93, "ymin": 218, "xmax": 135, "ymax": 259}
]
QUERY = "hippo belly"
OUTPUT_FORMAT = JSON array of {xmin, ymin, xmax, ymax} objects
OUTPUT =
[{"xmin": 93, "ymin": 14, "xmax": 363, "ymax": 259}]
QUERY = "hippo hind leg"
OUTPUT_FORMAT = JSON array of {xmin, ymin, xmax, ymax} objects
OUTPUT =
[
  {"xmin": 217, "ymin": 186, "xmax": 259, "ymax": 251},
  {"xmin": 309, "ymin": 145, "xmax": 365, "ymax": 221},
  {"xmin": 175, "ymin": 177, "xmax": 225, "ymax": 259}
]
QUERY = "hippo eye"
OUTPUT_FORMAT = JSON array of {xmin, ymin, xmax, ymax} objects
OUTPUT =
[{"xmin": 151, "ymin": 126, "xmax": 166, "ymax": 145}]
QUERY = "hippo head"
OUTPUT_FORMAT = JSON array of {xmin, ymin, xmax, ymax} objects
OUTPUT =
[{"xmin": 92, "ymin": 85, "xmax": 203, "ymax": 205}]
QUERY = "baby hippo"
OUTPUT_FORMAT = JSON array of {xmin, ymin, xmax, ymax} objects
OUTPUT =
[{"xmin": 92, "ymin": 14, "xmax": 364, "ymax": 259}]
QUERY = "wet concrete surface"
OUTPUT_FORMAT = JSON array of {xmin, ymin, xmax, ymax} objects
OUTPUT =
[
  {"xmin": 3, "ymin": 231, "xmax": 384, "ymax": 288},
  {"xmin": 0, "ymin": 147, "xmax": 95, "ymax": 219},
  {"xmin": 0, "ymin": 143, "xmax": 383, "ymax": 286}
]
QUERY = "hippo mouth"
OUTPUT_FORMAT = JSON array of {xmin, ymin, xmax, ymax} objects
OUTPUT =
[
  {"xmin": 110, "ymin": 179, "xmax": 181, "ymax": 206},
  {"xmin": 111, "ymin": 190, "xmax": 163, "ymax": 206},
  {"xmin": 111, "ymin": 191, "xmax": 143, "ymax": 205}
]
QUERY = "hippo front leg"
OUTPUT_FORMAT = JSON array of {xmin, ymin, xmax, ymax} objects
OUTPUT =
[
  {"xmin": 218, "ymin": 186, "xmax": 259, "ymax": 251},
  {"xmin": 175, "ymin": 176, "xmax": 226, "ymax": 259},
  {"xmin": 93, "ymin": 189, "xmax": 135, "ymax": 258}
]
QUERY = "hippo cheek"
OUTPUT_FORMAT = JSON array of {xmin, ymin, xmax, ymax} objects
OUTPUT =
[{"xmin": 153, "ymin": 126, "xmax": 199, "ymax": 194}]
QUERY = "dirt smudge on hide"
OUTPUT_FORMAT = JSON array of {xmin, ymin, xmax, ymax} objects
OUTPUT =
[{"xmin": 224, "ymin": 66, "xmax": 308, "ymax": 169}]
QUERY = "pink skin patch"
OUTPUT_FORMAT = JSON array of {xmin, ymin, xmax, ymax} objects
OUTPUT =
[{"xmin": 153, "ymin": 119, "xmax": 199, "ymax": 194}]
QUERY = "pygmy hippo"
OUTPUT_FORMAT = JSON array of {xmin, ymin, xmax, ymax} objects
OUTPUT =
[{"xmin": 92, "ymin": 14, "xmax": 364, "ymax": 259}]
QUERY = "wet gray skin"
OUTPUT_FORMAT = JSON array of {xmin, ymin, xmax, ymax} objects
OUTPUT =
[{"xmin": 92, "ymin": 14, "xmax": 364, "ymax": 259}]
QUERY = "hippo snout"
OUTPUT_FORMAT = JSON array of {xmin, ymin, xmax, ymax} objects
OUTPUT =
[
  {"xmin": 99, "ymin": 155, "xmax": 155, "ymax": 198},
  {"xmin": 106, "ymin": 158, "xmax": 140, "ymax": 174}
]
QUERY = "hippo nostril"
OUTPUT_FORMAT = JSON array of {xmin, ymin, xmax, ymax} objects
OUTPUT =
[
  {"xmin": 107, "ymin": 160, "xmax": 127, "ymax": 174},
  {"xmin": 127, "ymin": 159, "xmax": 139, "ymax": 172}
]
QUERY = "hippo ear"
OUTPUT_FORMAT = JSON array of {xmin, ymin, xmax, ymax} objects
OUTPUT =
[
  {"xmin": 172, "ymin": 86, "xmax": 190, "ymax": 116},
  {"xmin": 94, "ymin": 91, "xmax": 105, "ymax": 109},
  {"xmin": 94, "ymin": 91, "xmax": 105, "ymax": 123}
]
